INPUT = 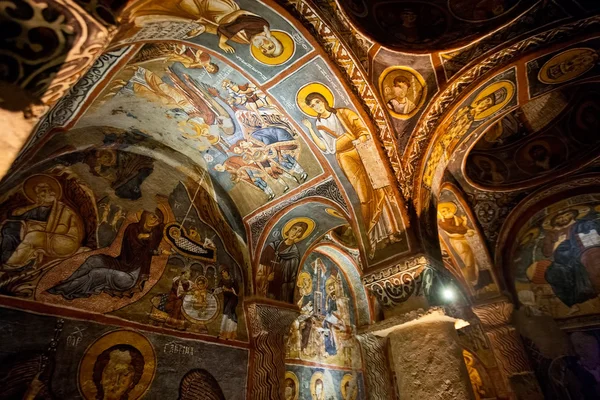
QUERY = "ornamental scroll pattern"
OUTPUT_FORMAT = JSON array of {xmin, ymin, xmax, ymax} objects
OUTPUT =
[
  {"xmin": 278, "ymin": 0, "xmax": 404, "ymax": 196},
  {"xmin": 13, "ymin": 46, "xmax": 132, "ymax": 166},
  {"xmin": 0, "ymin": 0, "xmax": 109, "ymax": 104},
  {"xmin": 247, "ymin": 303, "xmax": 299, "ymax": 400},
  {"xmin": 363, "ymin": 256, "xmax": 432, "ymax": 307},
  {"xmin": 405, "ymin": 16, "xmax": 600, "ymax": 201}
]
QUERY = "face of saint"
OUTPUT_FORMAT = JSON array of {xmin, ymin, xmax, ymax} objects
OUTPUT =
[
  {"xmin": 552, "ymin": 211, "xmax": 576, "ymax": 228},
  {"xmin": 315, "ymin": 380, "xmax": 324, "ymax": 396},
  {"xmin": 35, "ymin": 183, "xmax": 56, "ymax": 205},
  {"xmin": 393, "ymin": 82, "xmax": 408, "ymax": 99},
  {"xmin": 214, "ymin": 164, "xmax": 226, "ymax": 172},
  {"xmin": 438, "ymin": 206, "xmax": 454, "ymax": 219},
  {"xmin": 146, "ymin": 212, "xmax": 160, "ymax": 227},
  {"xmin": 182, "ymin": 270, "xmax": 191, "ymax": 280},
  {"xmin": 205, "ymin": 63, "xmax": 218, "ymax": 73},
  {"xmin": 221, "ymin": 270, "xmax": 230, "ymax": 280},
  {"xmin": 100, "ymin": 350, "xmax": 136, "ymax": 400},
  {"xmin": 252, "ymin": 34, "xmax": 276, "ymax": 56},
  {"xmin": 287, "ymin": 224, "xmax": 306, "ymax": 242},
  {"xmin": 473, "ymin": 97, "xmax": 493, "ymax": 114},
  {"xmin": 400, "ymin": 11, "xmax": 417, "ymax": 26},
  {"xmin": 530, "ymin": 145, "xmax": 549, "ymax": 162},
  {"xmin": 308, "ymin": 98, "xmax": 327, "ymax": 115},
  {"xmin": 233, "ymin": 146, "xmax": 243, "ymax": 154}
]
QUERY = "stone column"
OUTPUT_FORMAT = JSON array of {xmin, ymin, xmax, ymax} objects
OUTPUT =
[
  {"xmin": 246, "ymin": 301, "xmax": 299, "ymax": 400},
  {"xmin": 472, "ymin": 300, "xmax": 543, "ymax": 400},
  {"xmin": 363, "ymin": 309, "xmax": 475, "ymax": 400},
  {"xmin": 356, "ymin": 333, "xmax": 395, "ymax": 400}
]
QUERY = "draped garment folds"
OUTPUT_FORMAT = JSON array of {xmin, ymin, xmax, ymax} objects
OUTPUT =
[
  {"xmin": 315, "ymin": 108, "xmax": 402, "ymax": 246},
  {"xmin": 1, "ymin": 200, "xmax": 83, "ymax": 267},
  {"xmin": 438, "ymin": 216, "xmax": 477, "ymax": 283},
  {"xmin": 545, "ymin": 219, "xmax": 600, "ymax": 307},
  {"xmin": 259, "ymin": 240, "xmax": 300, "ymax": 303},
  {"xmin": 48, "ymin": 211, "xmax": 164, "ymax": 299}
]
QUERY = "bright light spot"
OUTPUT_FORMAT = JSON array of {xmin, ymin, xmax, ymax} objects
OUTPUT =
[{"xmin": 442, "ymin": 287, "xmax": 455, "ymax": 301}]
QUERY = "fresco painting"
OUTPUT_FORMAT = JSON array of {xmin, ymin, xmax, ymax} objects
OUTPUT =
[
  {"xmin": 527, "ymin": 40, "xmax": 600, "ymax": 98},
  {"xmin": 79, "ymin": 42, "xmax": 322, "ymax": 217},
  {"xmin": 257, "ymin": 202, "xmax": 348, "ymax": 303},
  {"xmin": 285, "ymin": 364, "xmax": 365, "ymax": 400},
  {"xmin": 514, "ymin": 194, "xmax": 600, "ymax": 319},
  {"xmin": 270, "ymin": 57, "xmax": 409, "ymax": 265},
  {"xmin": 465, "ymin": 85, "xmax": 600, "ymax": 189},
  {"xmin": 423, "ymin": 68, "xmax": 517, "ymax": 188},
  {"xmin": 0, "ymin": 308, "xmax": 247, "ymax": 400},
  {"xmin": 286, "ymin": 252, "xmax": 361, "ymax": 369},
  {"xmin": 378, "ymin": 66, "xmax": 427, "ymax": 119},
  {"xmin": 437, "ymin": 186, "xmax": 499, "ymax": 298}
]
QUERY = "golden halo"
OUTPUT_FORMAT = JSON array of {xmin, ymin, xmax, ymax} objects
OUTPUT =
[
  {"xmin": 378, "ymin": 65, "xmax": 427, "ymax": 120},
  {"xmin": 284, "ymin": 371, "xmax": 300, "ymax": 400},
  {"xmin": 250, "ymin": 30, "xmax": 295, "ymax": 66},
  {"xmin": 341, "ymin": 374, "xmax": 358, "ymax": 400},
  {"xmin": 325, "ymin": 208, "xmax": 345, "ymax": 219},
  {"xmin": 542, "ymin": 205, "xmax": 590, "ymax": 231},
  {"xmin": 282, "ymin": 217, "xmax": 315, "ymax": 241},
  {"xmin": 23, "ymin": 174, "xmax": 62, "ymax": 202},
  {"xmin": 437, "ymin": 202, "xmax": 458, "ymax": 216},
  {"xmin": 518, "ymin": 227, "xmax": 540, "ymax": 246},
  {"xmin": 296, "ymin": 271, "xmax": 313, "ymax": 297},
  {"xmin": 310, "ymin": 371, "xmax": 325, "ymax": 399},
  {"xmin": 472, "ymin": 80, "xmax": 515, "ymax": 121},
  {"xmin": 296, "ymin": 82, "xmax": 334, "ymax": 117},
  {"xmin": 595, "ymin": 204, "xmax": 600, "ymax": 213},
  {"xmin": 79, "ymin": 330, "xmax": 156, "ymax": 400},
  {"xmin": 538, "ymin": 48, "xmax": 598, "ymax": 85}
]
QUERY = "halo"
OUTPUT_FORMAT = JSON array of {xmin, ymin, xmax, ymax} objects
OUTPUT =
[
  {"xmin": 472, "ymin": 80, "xmax": 515, "ymax": 121},
  {"xmin": 310, "ymin": 371, "xmax": 325, "ymax": 398},
  {"xmin": 284, "ymin": 371, "xmax": 300, "ymax": 400},
  {"xmin": 282, "ymin": 217, "xmax": 315, "ymax": 241},
  {"xmin": 437, "ymin": 202, "xmax": 458, "ymax": 216},
  {"xmin": 538, "ymin": 48, "xmax": 597, "ymax": 85},
  {"xmin": 297, "ymin": 271, "xmax": 313, "ymax": 297},
  {"xmin": 79, "ymin": 330, "xmax": 156, "ymax": 400},
  {"xmin": 542, "ymin": 205, "xmax": 590, "ymax": 231},
  {"xmin": 296, "ymin": 82, "xmax": 334, "ymax": 117},
  {"xmin": 518, "ymin": 227, "xmax": 540, "ymax": 246},
  {"xmin": 378, "ymin": 65, "xmax": 427, "ymax": 120},
  {"xmin": 340, "ymin": 374, "xmax": 357, "ymax": 400},
  {"xmin": 250, "ymin": 30, "xmax": 295, "ymax": 66},
  {"xmin": 23, "ymin": 174, "xmax": 62, "ymax": 202},
  {"xmin": 325, "ymin": 208, "xmax": 345, "ymax": 219},
  {"xmin": 521, "ymin": 139, "xmax": 552, "ymax": 163}
]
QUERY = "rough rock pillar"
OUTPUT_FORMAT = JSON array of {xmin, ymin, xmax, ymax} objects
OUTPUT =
[
  {"xmin": 472, "ymin": 300, "xmax": 543, "ymax": 399},
  {"xmin": 246, "ymin": 301, "xmax": 299, "ymax": 400},
  {"xmin": 356, "ymin": 333, "xmax": 395, "ymax": 400},
  {"xmin": 362, "ymin": 309, "xmax": 475, "ymax": 400}
]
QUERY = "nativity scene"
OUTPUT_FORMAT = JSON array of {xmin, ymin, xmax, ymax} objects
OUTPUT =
[{"xmin": 1, "ymin": 0, "xmax": 599, "ymax": 398}]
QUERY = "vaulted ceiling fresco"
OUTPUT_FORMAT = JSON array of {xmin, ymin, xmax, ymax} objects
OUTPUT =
[{"xmin": 1, "ymin": 0, "xmax": 600, "ymax": 398}]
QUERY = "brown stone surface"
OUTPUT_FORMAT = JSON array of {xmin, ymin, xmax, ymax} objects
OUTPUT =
[{"xmin": 388, "ymin": 314, "xmax": 475, "ymax": 400}]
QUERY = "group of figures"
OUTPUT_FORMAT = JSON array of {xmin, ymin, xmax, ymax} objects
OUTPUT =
[
  {"xmin": 126, "ymin": 55, "xmax": 309, "ymax": 203},
  {"xmin": 515, "ymin": 196, "xmax": 600, "ymax": 318},
  {"xmin": 285, "ymin": 255, "xmax": 358, "ymax": 368},
  {"xmin": 284, "ymin": 370, "xmax": 359, "ymax": 400},
  {"xmin": 0, "ymin": 168, "xmax": 244, "ymax": 340}
]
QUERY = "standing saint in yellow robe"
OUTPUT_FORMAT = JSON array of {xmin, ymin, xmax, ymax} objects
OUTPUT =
[{"xmin": 301, "ymin": 92, "xmax": 403, "ymax": 258}]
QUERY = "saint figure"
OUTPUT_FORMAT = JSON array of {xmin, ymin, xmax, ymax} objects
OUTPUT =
[{"xmin": 216, "ymin": 267, "xmax": 238, "ymax": 339}]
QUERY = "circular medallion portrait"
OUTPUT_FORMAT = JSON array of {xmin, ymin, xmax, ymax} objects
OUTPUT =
[
  {"xmin": 284, "ymin": 371, "xmax": 300, "ymax": 400},
  {"xmin": 379, "ymin": 66, "xmax": 427, "ymax": 119},
  {"xmin": 538, "ymin": 48, "xmax": 599, "ymax": 85},
  {"xmin": 515, "ymin": 136, "xmax": 567, "ymax": 175},
  {"xmin": 79, "ymin": 330, "xmax": 156, "ymax": 400},
  {"xmin": 467, "ymin": 154, "xmax": 509, "ymax": 185},
  {"xmin": 449, "ymin": 0, "xmax": 521, "ymax": 22},
  {"xmin": 471, "ymin": 80, "xmax": 515, "ymax": 121},
  {"xmin": 250, "ymin": 30, "xmax": 295, "ymax": 66}
]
